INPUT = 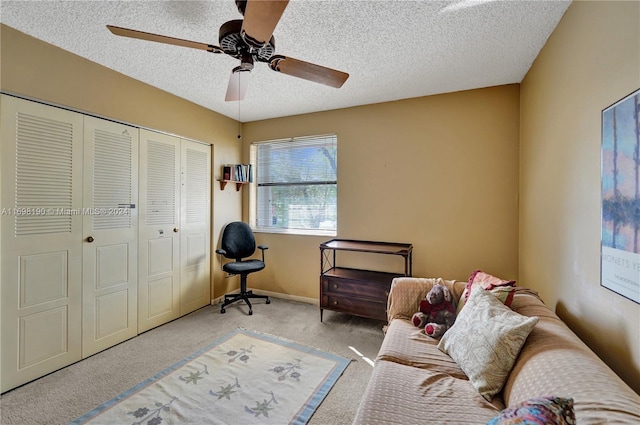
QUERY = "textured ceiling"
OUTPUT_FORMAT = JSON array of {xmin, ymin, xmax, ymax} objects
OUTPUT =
[{"xmin": 0, "ymin": 0, "xmax": 570, "ymax": 122}]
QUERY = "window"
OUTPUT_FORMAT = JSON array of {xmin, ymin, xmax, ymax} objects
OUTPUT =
[{"xmin": 250, "ymin": 135, "xmax": 337, "ymax": 235}]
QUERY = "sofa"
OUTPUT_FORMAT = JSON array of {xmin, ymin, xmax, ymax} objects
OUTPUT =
[{"xmin": 353, "ymin": 277, "xmax": 640, "ymax": 424}]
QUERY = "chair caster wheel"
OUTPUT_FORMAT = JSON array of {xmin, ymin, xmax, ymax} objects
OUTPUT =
[
  {"xmin": 249, "ymin": 310, "xmax": 253, "ymax": 315},
  {"xmin": 266, "ymin": 299, "xmax": 271, "ymax": 304},
  {"xmin": 221, "ymin": 308, "xmax": 226, "ymax": 314}
]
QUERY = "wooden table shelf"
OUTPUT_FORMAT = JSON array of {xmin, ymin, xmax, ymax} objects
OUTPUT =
[{"xmin": 319, "ymin": 239, "xmax": 412, "ymax": 322}]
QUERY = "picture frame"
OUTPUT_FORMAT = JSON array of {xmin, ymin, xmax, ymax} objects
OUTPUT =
[{"xmin": 601, "ymin": 88, "xmax": 640, "ymax": 304}]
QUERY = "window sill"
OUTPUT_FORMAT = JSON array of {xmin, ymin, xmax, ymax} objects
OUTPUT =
[{"xmin": 252, "ymin": 227, "xmax": 336, "ymax": 237}]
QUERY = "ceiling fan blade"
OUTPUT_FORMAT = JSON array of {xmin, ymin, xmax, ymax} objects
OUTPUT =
[
  {"xmin": 107, "ymin": 25, "xmax": 223, "ymax": 53},
  {"xmin": 269, "ymin": 55, "xmax": 349, "ymax": 88},
  {"xmin": 241, "ymin": 0, "xmax": 289, "ymax": 48},
  {"xmin": 225, "ymin": 67, "xmax": 251, "ymax": 101}
]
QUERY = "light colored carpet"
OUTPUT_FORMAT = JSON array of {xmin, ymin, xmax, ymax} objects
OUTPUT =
[{"xmin": 0, "ymin": 297, "xmax": 385, "ymax": 425}]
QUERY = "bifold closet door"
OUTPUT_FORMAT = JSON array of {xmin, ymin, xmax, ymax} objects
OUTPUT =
[
  {"xmin": 179, "ymin": 140, "xmax": 211, "ymax": 314},
  {"xmin": 138, "ymin": 129, "xmax": 181, "ymax": 332},
  {"xmin": 0, "ymin": 95, "xmax": 209, "ymax": 392},
  {"xmin": 138, "ymin": 132, "xmax": 211, "ymax": 331},
  {"xmin": 81, "ymin": 116, "xmax": 138, "ymax": 357},
  {"xmin": 0, "ymin": 95, "xmax": 83, "ymax": 392}
]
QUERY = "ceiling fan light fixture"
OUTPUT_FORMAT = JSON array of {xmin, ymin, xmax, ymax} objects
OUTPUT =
[
  {"xmin": 240, "ymin": 52, "xmax": 254, "ymax": 70},
  {"xmin": 225, "ymin": 66, "xmax": 251, "ymax": 102}
]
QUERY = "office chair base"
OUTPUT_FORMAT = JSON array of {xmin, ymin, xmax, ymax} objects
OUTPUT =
[{"xmin": 220, "ymin": 289, "xmax": 270, "ymax": 315}]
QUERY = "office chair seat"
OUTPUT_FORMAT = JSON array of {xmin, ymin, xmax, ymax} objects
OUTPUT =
[
  {"xmin": 216, "ymin": 221, "xmax": 270, "ymax": 315},
  {"xmin": 223, "ymin": 260, "xmax": 265, "ymax": 275}
]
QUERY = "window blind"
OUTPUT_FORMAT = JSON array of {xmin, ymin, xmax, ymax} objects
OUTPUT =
[{"xmin": 253, "ymin": 135, "xmax": 337, "ymax": 233}]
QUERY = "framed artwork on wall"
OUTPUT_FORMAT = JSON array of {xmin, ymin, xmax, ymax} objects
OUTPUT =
[{"xmin": 601, "ymin": 88, "xmax": 640, "ymax": 304}]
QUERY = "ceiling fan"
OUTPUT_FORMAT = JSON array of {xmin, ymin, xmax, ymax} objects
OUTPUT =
[{"xmin": 107, "ymin": 0, "xmax": 349, "ymax": 101}]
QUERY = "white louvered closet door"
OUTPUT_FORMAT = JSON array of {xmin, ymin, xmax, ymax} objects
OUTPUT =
[
  {"xmin": 0, "ymin": 95, "xmax": 84, "ymax": 392},
  {"xmin": 180, "ymin": 140, "xmax": 211, "ymax": 314},
  {"xmin": 81, "ymin": 116, "xmax": 139, "ymax": 358},
  {"xmin": 138, "ymin": 129, "xmax": 181, "ymax": 332}
]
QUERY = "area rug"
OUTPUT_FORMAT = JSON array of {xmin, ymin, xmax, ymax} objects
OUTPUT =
[{"xmin": 70, "ymin": 328, "xmax": 351, "ymax": 425}]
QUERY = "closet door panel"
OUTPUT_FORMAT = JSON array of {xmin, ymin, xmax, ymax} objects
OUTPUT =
[
  {"xmin": 138, "ymin": 129, "xmax": 180, "ymax": 332},
  {"xmin": 0, "ymin": 96, "xmax": 212, "ymax": 393},
  {"xmin": 82, "ymin": 116, "xmax": 138, "ymax": 358},
  {"xmin": 180, "ymin": 140, "xmax": 211, "ymax": 314},
  {"xmin": 0, "ymin": 95, "xmax": 83, "ymax": 392}
]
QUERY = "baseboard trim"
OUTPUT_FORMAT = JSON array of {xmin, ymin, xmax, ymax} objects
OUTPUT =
[{"xmin": 211, "ymin": 289, "xmax": 319, "ymax": 306}]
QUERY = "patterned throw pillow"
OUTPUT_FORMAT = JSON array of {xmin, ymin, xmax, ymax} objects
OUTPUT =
[
  {"xmin": 438, "ymin": 287, "xmax": 539, "ymax": 401},
  {"xmin": 457, "ymin": 270, "xmax": 516, "ymax": 314},
  {"xmin": 487, "ymin": 396, "xmax": 576, "ymax": 425}
]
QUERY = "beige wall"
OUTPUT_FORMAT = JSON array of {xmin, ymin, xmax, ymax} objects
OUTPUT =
[
  {"xmin": 0, "ymin": 24, "xmax": 242, "ymax": 299},
  {"xmin": 520, "ymin": 1, "xmax": 640, "ymax": 393},
  {"xmin": 242, "ymin": 85, "xmax": 520, "ymax": 299},
  {"xmin": 4, "ymin": 23, "xmax": 520, "ymax": 305}
]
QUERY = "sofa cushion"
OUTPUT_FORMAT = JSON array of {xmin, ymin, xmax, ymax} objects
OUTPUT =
[
  {"xmin": 387, "ymin": 277, "xmax": 466, "ymax": 322},
  {"xmin": 487, "ymin": 396, "xmax": 575, "ymax": 425},
  {"xmin": 503, "ymin": 289, "xmax": 640, "ymax": 424},
  {"xmin": 438, "ymin": 287, "xmax": 538, "ymax": 401},
  {"xmin": 352, "ymin": 359, "xmax": 501, "ymax": 425},
  {"xmin": 377, "ymin": 318, "xmax": 469, "ymax": 380}
]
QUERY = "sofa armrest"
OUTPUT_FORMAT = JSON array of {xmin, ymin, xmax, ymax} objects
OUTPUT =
[{"xmin": 387, "ymin": 277, "xmax": 465, "ymax": 322}]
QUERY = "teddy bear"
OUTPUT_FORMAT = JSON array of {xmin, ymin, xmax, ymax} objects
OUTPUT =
[{"xmin": 411, "ymin": 284, "xmax": 457, "ymax": 338}]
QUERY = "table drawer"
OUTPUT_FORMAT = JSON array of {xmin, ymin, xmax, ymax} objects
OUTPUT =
[
  {"xmin": 321, "ymin": 295, "xmax": 387, "ymax": 321},
  {"xmin": 321, "ymin": 276, "xmax": 390, "ymax": 301}
]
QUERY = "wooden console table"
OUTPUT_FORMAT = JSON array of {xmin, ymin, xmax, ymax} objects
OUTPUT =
[{"xmin": 319, "ymin": 239, "xmax": 413, "ymax": 322}]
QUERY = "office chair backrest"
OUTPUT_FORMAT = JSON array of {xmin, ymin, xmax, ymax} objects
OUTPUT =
[{"xmin": 220, "ymin": 222, "xmax": 256, "ymax": 260}]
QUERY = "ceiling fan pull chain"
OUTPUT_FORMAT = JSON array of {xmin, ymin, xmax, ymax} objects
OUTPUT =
[{"xmin": 238, "ymin": 97, "xmax": 242, "ymax": 139}]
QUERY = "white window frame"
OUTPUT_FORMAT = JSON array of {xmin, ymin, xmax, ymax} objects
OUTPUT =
[{"xmin": 249, "ymin": 135, "xmax": 337, "ymax": 236}]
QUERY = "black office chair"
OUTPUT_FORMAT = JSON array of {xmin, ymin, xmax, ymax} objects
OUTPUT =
[{"xmin": 216, "ymin": 221, "xmax": 270, "ymax": 315}]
